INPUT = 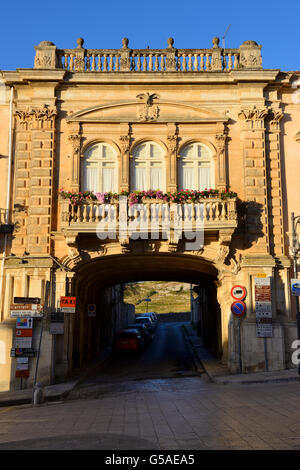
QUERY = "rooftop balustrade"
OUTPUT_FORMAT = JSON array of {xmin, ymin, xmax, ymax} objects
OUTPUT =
[{"xmin": 34, "ymin": 37, "xmax": 262, "ymax": 73}]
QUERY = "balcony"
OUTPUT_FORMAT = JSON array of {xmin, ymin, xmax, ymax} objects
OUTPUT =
[{"xmin": 60, "ymin": 198, "xmax": 238, "ymax": 244}]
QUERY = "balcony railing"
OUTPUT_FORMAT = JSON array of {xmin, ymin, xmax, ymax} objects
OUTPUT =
[
  {"xmin": 60, "ymin": 198, "xmax": 238, "ymax": 238},
  {"xmin": 34, "ymin": 38, "xmax": 262, "ymax": 73}
]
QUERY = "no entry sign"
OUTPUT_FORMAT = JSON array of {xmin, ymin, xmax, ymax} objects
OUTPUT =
[
  {"xmin": 231, "ymin": 300, "xmax": 246, "ymax": 317},
  {"xmin": 231, "ymin": 285, "xmax": 247, "ymax": 301}
]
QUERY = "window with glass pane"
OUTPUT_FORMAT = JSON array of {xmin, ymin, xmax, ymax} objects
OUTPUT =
[
  {"xmin": 131, "ymin": 142, "xmax": 165, "ymax": 191},
  {"xmin": 82, "ymin": 143, "xmax": 118, "ymax": 193},
  {"xmin": 178, "ymin": 143, "xmax": 213, "ymax": 190}
]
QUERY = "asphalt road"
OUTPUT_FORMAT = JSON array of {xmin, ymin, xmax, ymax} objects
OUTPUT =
[{"xmin": 73, "ymin": 321, "xmax": 201, "ymax": 395}]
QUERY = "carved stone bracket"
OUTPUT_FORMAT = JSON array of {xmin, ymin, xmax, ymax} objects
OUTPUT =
[
  {"xmin": 168, "ymin": 236, "xmax": 179, "ymax": 253},
  {"xmin": 63, "ymin": 231, "xmax": 80, "ymax": 261},
  {"xmin": 120, "ymin": 237, "xmax": 131, "ymax": 253}
]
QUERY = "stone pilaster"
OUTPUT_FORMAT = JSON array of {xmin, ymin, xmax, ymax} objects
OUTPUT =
[
  {"xmin": 13, "ymin": 111, "xmax": 31, "ymax": 254},
  {"xmin": 215, "ymin": 124, "xmax": 227, "ymax": 190},
  {"xmin": 13, "ymin": 104, "xmax": 57, "ymax": 255},
  {"xmin": 239, "ymin": 106, "xmax": 270, "ymax": 254},
  {"xmin": 119, "ymin": 133, "xmax": 132, "ymax": 192},
  {"xmin": 266, "ymin": 108, "xmax": 285, "ymax": 257},
  {"xmin": 167, "ymin": 125, "xmax": 178, "ymax": 192}
]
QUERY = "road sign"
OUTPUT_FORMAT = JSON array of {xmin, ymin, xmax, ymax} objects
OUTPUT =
[
  {"xmin": 231, "ymin": 285, "xmax": 247, "ymax": 301},
  {"xmin": 15, "ymin": 329, "xmax": 32, "ymax": 338},
  {"xmin": 16, "ymin": 370, "xmax": 30, "ymax": 378},
  {"xmin": 16, "ymin": 357, "xmax": 29, "ymax": 371},
  {"xmin": 16, "ymin": 317, "xmax": 33, "ymax": 329},
  {"xmin": 50, "ymin": 323, "xmax": 64, "ymax": 335},
  {"xmin": 10, "ymin": 348, "xmax": 35, "ymax": 357},
  {"xmin": 291, "ymin": 279, "xmax": 300, "ymax": 296},
  {"xmin": 14, "ymin": 297, "xmax": 40, "ymax": 304},
  {"xmin": 256, "ymin": 318, "xmax": 273, "ymax": 337},
  {"xmin": 87, "ymin": 304, "xmax": 96, "ymax": 317},
  {"xmin": 14, "ymin": 337, "xmax": 32, "ymax": 348},
  {"xmin": 254, "ymin": 276, "xmax": 272, "ymax": 337},
  {"xmin": 10, "ymin": 304, "xmax": 43, "ymax": 318},
  {"xmin": 231, "ymin": 300, "xmax": 246, "ymax": 317},
  {"xmin": 60, "ymin": 296, "xmax": 76, "ymax": 313}
]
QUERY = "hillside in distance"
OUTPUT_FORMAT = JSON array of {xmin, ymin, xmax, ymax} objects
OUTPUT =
[{"xmin": 123, "ymin": 281, "xmax": 192, "ymax": 314}]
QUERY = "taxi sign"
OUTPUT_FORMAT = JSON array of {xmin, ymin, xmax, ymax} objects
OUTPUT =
[
  {"xmin": 231, "ymin": 300, "xmax": 246, "ymax": 317},
  {"xmin": 60, "ymin": 296, "xmax": 76, "ymax": 312},
  {"xmin": 231, "ymin": 285, "xmax": 247, "ymax": 301}
]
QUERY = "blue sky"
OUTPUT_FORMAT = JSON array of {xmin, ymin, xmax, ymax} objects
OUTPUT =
[{"xmin": 0, "ymin": 0, "xmax": 299, "ymax": 71}]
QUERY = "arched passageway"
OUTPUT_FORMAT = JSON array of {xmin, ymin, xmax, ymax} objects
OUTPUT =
[{"xmin": 69, "ymin": 253, "xmax": 222, "ymax": 371}]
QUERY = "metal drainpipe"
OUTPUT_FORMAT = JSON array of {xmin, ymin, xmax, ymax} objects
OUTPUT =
[{"xmin": 0, "ymin": 85, "xmax": 14, "ymax": 319}]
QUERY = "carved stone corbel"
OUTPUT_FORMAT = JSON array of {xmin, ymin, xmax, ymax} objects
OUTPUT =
[
  {"xmin": 120, "ymin": 237, "xmax": 131, "ymax": 253},
  {"xmin": 63, "ymin": 231, "xmax": 80, "ymax": 260},
  {"xmin": 167, "ymin": 235, "xmax": 179, "ymax": 253}
]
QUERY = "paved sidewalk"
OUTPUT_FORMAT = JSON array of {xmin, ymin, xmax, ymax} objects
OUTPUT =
[
  {"xmin": 182, "ymin": 323, "xmax": 300, "ymax": 385},
  {"xmin": 0, "ymin": 346, "xmax": 112, "ymax": 407},
  {"xmin": 2, "ymin": 325, "xmax": 300, "ymax": 408}
]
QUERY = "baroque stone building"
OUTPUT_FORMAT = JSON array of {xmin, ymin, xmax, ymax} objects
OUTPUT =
[{"xmin": 0, "ymin": 37, "xmax": 299, "ymax": 390}]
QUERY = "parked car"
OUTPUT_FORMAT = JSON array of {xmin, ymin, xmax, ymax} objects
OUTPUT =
[
  {"xmin": 112, "ymin": 329, "xmax": 144, "ymax": 353},
  {"xmin": 143, "ymin": 312, "xmax": 158, "ymax": 325},
  {"xmin": 135, "ymin": 316, "xmax": 155, "ymax": 333},
  {"xmin": 127, "ymin": 323, "xmax": 153, "ymax": 345}
]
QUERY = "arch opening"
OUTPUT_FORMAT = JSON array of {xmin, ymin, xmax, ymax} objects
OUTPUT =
[{"xmin": 66, "ymin": 253, "xmax": 222, "ymax": 377}]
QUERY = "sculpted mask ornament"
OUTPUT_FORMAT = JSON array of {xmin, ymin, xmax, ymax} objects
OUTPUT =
[{"xmin": 136, "ymin": 93, "xmax": 160, "ymax": 121}]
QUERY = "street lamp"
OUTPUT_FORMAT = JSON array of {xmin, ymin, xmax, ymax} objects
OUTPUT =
[{"xmin": 290, "ymin": 212, "xmax": 300, "ymax": 374}]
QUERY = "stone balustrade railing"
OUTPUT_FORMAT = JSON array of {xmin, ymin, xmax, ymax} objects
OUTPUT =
[
  {"xmin": 34, "ymin": 37, "xmax": 262, "ymax": 72},
  {"xmin": 60, "ymin": 198, "xmax": 238, "ymax": 234}
]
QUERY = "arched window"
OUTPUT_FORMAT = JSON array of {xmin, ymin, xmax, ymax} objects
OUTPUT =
[
  {"xmin": 130, "ymin": 141, "xmax": 166, "ymax": 191},
  {"xmin": 178, "ymin": 142, "xmax": 214, "ymax": 191},
  {"xmin": 81, "ymin": 142, "xmax": 118, "ymax": 193}
]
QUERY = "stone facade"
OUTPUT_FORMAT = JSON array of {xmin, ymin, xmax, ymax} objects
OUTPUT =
[{"xmin": 0, "ymin": 37, "xmax": 299, "ymax": 391}]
